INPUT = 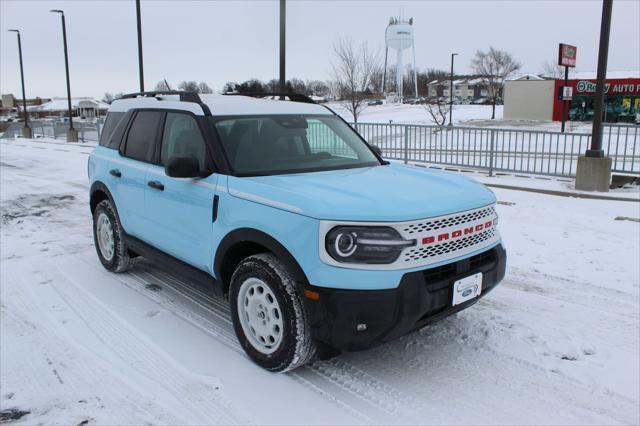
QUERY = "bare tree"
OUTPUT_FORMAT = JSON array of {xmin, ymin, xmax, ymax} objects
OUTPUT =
[
  {"xmin": 470, "ymin": 47, "xmax": 521, "ymax": 119},
  {"xmin": 540, "ymin": 60, "xmax": 574, "ymax": 80},
  {"xmin": 223, "ymin": 82, "xmax": 237, "ymax": 93},
  {"xmin": 423, "ymin": 100, "xmax": 449, "ymax": 126},
  {"xmin": 306, "ymin": 80, "xmax": 330, "ymax": 96},
  {"xmin": 197, "ymin": 82, "xmax": 213, "ymax": 94},
  {"xmin": 178, "ymin": 80, "xmax": 199, "ymax": 92},
  {"xmin": 331, "ymin": 37, "xmax": 379, "ymax": 123},
  {"xmin": 102, "ymin": 92, "xmax": 114, "ymax": 104},
  {"xmin": 154, "ymin": 79, "xmax": 172, "ymax": 91}
]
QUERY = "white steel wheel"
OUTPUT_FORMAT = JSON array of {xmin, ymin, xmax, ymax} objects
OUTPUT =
[
  {"xmin": 237, "ymin": 277, "xmax": 284, "ymax": 354},
  {"xmin": 96, "ymin": 212, "xmax": 115, "ymax": 261}
]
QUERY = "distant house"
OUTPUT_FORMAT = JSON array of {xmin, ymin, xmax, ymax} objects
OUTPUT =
[
  {"xmin": 27, "ymin": 97, "xmax": 109, "ymax": 119},
  {"xmin": 1, "ymin": 94, "xmax": 51, "ymax": 118},
  {"xmin": 426, "ymin": 78, "xmax": 494, "ymax": 103}
]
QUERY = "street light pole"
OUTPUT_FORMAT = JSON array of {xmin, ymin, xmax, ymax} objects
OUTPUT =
[
  {"xmin": 51, "ymin": 9, "xmax": 77, "ymax": 142},
  {"xmin": 279, "ymin": 0, "xmax": 286, "ymax": 95},
  {"xmin": 136, "ymin": 0, "xmax": 145, "ymax": 92},
  {"xmin": 8, "ymin": 29, "xmax": 32, "ymax": 138},
  {"xmin": 587, "ymin": 0, "xmax": 613, "ymax": 158},
  {"xmin": 448, "ymin": 53, "xmax": 458, "ymax": 126},
  {"xmin": 575, "ymin": 0, "xmax": 613, "ymax": 192}
]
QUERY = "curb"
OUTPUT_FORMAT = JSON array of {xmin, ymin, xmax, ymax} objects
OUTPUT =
[{"xmin": 485, "ymin": 183, "xmax": 640, "ymax": 202}]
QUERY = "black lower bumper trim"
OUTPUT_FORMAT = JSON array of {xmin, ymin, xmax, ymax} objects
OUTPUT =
[{"xmin": 303, "ymin": 244, "xmax": 506, "ymax": 351}]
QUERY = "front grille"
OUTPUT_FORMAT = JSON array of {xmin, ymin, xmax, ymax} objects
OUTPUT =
[
  {"xmin": 402, "ymin": 206, "xmax": 496, "ymax": 234},
  {"xmin": 402, "ymin": 228, "xmax": 496, "ymax": 262}
]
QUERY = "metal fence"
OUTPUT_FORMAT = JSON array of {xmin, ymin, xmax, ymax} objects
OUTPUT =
[
  {"xmin": 1, "ymin": 119, "xmax": 103, "ymax": 143},
  {"xmin": 2, "ymin": 117, "xmax": 638, "ymax": 178},
  {"xmin": 352, "ymin": 122, "xmax": 640, "ymax": 177}
]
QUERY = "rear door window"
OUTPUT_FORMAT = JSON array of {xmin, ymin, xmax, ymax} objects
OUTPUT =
[{"xmin": 122, "ymin": 111, "xmax": 164, "ymax": 162}]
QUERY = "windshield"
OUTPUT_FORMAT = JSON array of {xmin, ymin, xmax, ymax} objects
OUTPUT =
[{"xmin": 210, "ymin": 115, "xmax": 381, "ymax": 176}]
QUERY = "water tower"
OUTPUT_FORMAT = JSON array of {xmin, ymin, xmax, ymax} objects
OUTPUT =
[{"xmin": 383, "ymin": 16, "xmax": 418, "ymax": 102}]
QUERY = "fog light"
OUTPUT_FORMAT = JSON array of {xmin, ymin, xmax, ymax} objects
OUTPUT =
[{"xmin": 356, "ymin": 323, "xmax": 367, "ymax": 332}]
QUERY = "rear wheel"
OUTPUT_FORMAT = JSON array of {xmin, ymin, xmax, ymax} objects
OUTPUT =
[
  {"xmin": 230, "ymin": 253, "xmax": 315, "ymax": 372},
  {"xmin": 93, "ymin": 199, "xmax": 132, "ymax": 272}
]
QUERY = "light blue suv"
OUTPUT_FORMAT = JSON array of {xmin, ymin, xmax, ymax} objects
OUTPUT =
[{"xmin": 89, "ymin": 91, "xmax": 506, "ymax": 372}]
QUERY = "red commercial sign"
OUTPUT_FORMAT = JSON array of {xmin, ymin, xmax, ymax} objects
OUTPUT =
[
  {"xmin": 558, "ymin": 43, "xmax": 577, "ymax": 68},
  {"xmin": 552, "ymin": 78, "xmax": 640, "ymax": 121}
]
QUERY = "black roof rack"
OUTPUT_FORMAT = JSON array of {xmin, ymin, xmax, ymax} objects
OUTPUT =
[
  {"xmin": 119, "ymin": 91, "xmax": 211, "ymax": 115},
  {"xmin": 223, "ymin": 92, "xmax": 317, "ymax": 104}
]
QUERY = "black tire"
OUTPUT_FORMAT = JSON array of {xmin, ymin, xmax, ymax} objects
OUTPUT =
[
  {"xmin": 230, "ymin": 253, "xmax": 316, "ymax": 372},
  {"xmin": 92, "ymin": 199, "xmax": 132, "ymax": 273}
]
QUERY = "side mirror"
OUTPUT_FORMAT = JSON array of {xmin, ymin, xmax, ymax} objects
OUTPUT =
[
  {"xmin": 165, "ymin": 156, "xmax": 201, "ymax": 178},
  {"xmin": 370, "ymin": 144, "xmax": 383, "ymax": 157}
]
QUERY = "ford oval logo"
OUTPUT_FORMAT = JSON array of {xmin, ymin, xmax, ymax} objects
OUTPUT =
[{"xmin": 462, "ymin": 288, "xmax": 473, "ymax": 298}]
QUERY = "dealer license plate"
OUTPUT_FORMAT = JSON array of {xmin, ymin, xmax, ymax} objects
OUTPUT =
[{"xmin": 452, "ymin": 273, "xmax": 482, "ymax": 306}]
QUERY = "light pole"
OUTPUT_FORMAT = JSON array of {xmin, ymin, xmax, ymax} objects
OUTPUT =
[
  {"xmin": 136, "ymin": 0, "xmax": 144, "ymax": 92},
  {"xmin": 51, "ymin": 9, "xmax": 77, "ymax": 142},
  {"xmin": 575, "ymin": 0, "xmax": 613, "ymax": 192},
  {"xmin": 8, "ymin": 29, "xmax": 32, "ymax": 138},
  {"xmin": 448, "ymin": 53, "xmax": 458, "ymax": 126},
  {"xmin": 587, "ymin": 0, "xmax": 613, "ymax": 158},
  {"xmin": 279, "ymin": 0, "xmax": 286, "ymax": 95}
]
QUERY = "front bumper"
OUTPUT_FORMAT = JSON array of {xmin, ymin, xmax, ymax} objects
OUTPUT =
[{"xmin": 303, "ymin": 244, "xmax": 506, "ymax": 351}]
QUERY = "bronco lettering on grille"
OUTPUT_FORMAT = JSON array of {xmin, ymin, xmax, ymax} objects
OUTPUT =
[{"xmin": 422, "ymin": 220, "xmax": 495, "ymax": 245}]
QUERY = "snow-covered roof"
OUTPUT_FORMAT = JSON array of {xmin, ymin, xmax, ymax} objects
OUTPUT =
[
  {"xmin": 569, "ymin": 70, "xmax": 639, "ymax": 80},
  {"xmin": 109, "ymin": 94, "xmax": 332, "ymax": 116},
  {"xmin": 28, "ymin": 98, "xmax": 109, "ymax": 112},
  {"xmin": 510, "ymin": 74, "xmax": 546, "ymax": 81}
]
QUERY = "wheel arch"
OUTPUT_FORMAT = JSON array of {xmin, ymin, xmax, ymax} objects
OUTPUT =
[
  {"xmin": 214, "ymin": 228, "xmax": 310, "ymax": 293},
  {"xmin": 90, "ymin": 181, "xmax": 116, "ymax": 214}
]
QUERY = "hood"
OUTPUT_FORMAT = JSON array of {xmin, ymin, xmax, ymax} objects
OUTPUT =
[{"xmin": 227, "ymin": 163, "xmax": 496, "ymax": 222}]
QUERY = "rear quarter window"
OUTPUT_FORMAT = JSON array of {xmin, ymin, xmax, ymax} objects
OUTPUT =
[{"xmin": 99, "ymin": 112, "xmax": 125, "ymax": 149}]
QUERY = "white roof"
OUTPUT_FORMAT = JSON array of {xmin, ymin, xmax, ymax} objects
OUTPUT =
[
  {"xmin": 511, "ymin": 74, "xmax": 546, "ymax": 81},
  {"xmin": 569, "ymin": 70, "xmax": 639, "ymax": 80},
  {"xmin": 28, "ymin": 97, "xmax": 109, "ymax": 112},
  {"xmin": 109, "ymin": 94, "xmax": 332, "ymax": 116}
]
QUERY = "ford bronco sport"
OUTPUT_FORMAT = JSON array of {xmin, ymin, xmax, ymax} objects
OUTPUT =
[{"xmin": 88, "ymin": 91, "xmax": 506, "ymax": 372}]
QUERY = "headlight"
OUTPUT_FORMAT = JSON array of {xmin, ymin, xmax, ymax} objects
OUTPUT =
[{"xmin": 325, "ymin": 226, "xmax": 416, "ymax": 264}]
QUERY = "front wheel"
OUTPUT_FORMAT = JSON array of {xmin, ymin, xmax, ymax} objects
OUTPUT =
[{"xmin": 230, "ymin": 253, "xmax": 316, "ymax": 372}]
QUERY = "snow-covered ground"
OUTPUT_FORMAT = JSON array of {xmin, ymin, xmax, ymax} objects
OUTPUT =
[
  {"xmin": 328, "ymin": 102, "xmax": 615, "ymax": 134},
  {"xmin": 328, "ymin": 102, "xmax": 504, "ymax": 126},
  {"xmin": 1, "ymin": 138, "xmax": 639, "ymax": 425}
]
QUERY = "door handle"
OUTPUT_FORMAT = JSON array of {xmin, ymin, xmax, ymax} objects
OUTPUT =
[
  {"xmin": 147, "ymin": 180, "xmax": 164, "ymax": 191},
  {"xmin": 109, "ymin": 169, "xmax": 122, "ymax": 178}
]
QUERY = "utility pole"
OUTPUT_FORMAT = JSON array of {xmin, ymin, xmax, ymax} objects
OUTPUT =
[
  {"xmin": 136, "ymin": 0, "xmax": 145, "ymax": 92},
  {"xmin": 587, "ymin": 0, "xmax": 613, "ymax": 158},
  {"xmin": 448, "ymin": 53, "xmax": 458, "ymax": 126},
  {"xmin": 279, "ymin": 0, "xmax": 286, "ymax": 95},
  {"xmin": 575, "ymin": 0, "xmax": 613, "ymax": 192},
  {"xmin": 8, "ymin": 29, "xmax": 32, "ymax": 138},
  {"xmin": 51, "ymin": 9, "xmax": 77, "ymax": 142}
]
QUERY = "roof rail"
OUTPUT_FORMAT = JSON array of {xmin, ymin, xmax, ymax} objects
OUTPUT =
[
  {"xmin": 224, "ymin": 92, "xmax": 317, "ymax": 104},
  {"xmin": 119, "ymin": 91, "xmax": 211, "ymax": 115}
]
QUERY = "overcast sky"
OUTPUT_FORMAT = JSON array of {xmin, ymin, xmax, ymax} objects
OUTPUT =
[{"xmin": 1, "ymin": 0, "xmax": 639, "ymax": 99}]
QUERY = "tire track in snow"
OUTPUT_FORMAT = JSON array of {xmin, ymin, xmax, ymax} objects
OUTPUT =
[
  {"xmin": 38, "ymin": 258, "xmax": 249, "ymax": 425},
  {"xmin": 2, "ymin": 265, "xmax": 182, "ymax": 425},
  {"xmin": 80, "ymin": 257, "xmax": 424, "ymax": 424}
]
